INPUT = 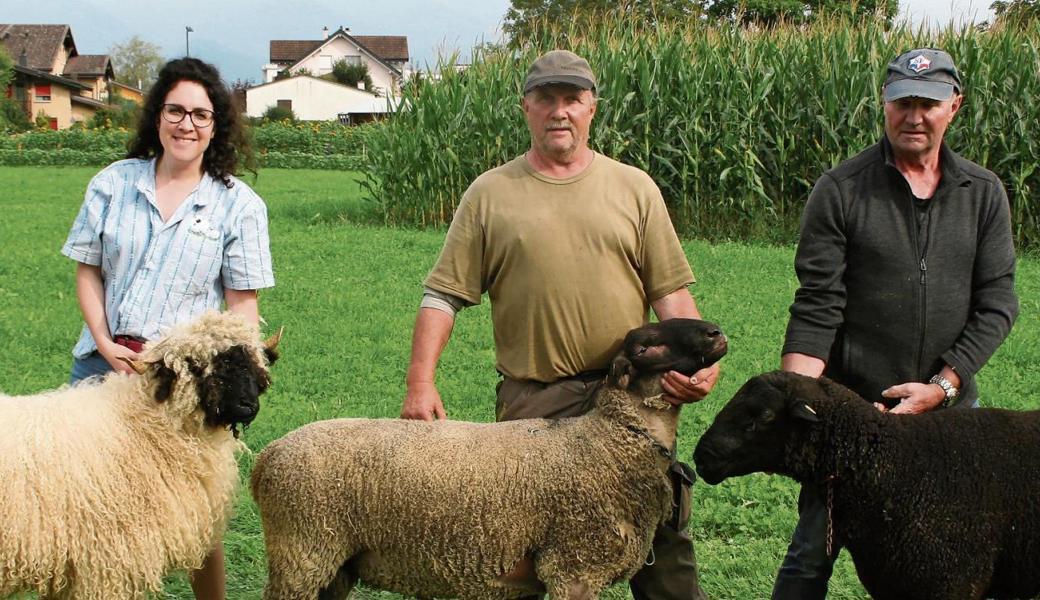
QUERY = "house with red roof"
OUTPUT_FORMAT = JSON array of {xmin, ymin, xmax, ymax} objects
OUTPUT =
[
  {"xmin": 0, "ymin": 24, "xmax": 142, "ymax": 129},
  {"xmin": 247, "ymin": 26, "xmax": 407, "ymax": 123}
]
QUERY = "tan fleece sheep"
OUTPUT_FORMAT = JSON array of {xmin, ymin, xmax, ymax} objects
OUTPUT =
[
  {"xmin": 252, "ymin": 318, "xmax": 727, "ymax": 600},
  {"xmin": 0, "ymin": 311, "xmax": 280, "ymax": 600}
]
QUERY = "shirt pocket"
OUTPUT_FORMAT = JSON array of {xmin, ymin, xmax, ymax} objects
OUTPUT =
[{"xmin": 170, "ymin": 228, "xmax": 225, "ymax": 296}]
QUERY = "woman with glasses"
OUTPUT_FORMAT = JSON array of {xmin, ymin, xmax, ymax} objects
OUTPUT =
[{"xmin": 61, "ymin": 57, "xmax": 274, "ymax": 600}]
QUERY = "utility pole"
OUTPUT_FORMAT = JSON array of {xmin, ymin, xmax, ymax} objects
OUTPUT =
[{"xmin": 185, "ymin": 26, "xmax": 194, "ymax": 57}]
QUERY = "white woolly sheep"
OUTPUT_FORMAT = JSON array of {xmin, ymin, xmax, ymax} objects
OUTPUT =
[
  {"xmin": 0, "ymin": 311, "xmax": 280, "ymax": 600},
  {"xmin": 251, "ymin": 318, "xmax": 727, "ymax": 600},
  {"xmin": 694, "ymin": 370, "xmax": 1040, "ymax": 600}
]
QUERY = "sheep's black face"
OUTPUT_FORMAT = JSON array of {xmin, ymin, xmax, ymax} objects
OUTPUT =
[
  {"xmin": 693, "ymin": 371, "xmax": 819, "ymax": 485},
  {"xmin": 193, "ymin": 345, "xmax": 271, "ymax": 436},
  {"xmin": 620, "ymin": 318, "xmax": 728, "ymax": 376}
]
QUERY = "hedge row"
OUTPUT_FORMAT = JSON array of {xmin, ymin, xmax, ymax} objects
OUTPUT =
[
  {"xmin": 0, "ymin": 147, "xmax": 365, "ymax": 171},
  {"xmin": 0, "ymin": 121, "xmax": 372, "ymax": 169}
]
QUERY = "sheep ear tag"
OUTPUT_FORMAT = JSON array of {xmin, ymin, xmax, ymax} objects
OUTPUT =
[
  {"xmin": 791, "ymin": 401, "xmax": 820, "ymax": 422},
  {"xmin": 117, "ymin": 356, "xmax": 149, "ymax": 375}
]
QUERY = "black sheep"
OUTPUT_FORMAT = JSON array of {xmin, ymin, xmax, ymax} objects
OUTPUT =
[{"xmin": 693, "ymin": 370, "xmax": 1040, "ymax": 600}]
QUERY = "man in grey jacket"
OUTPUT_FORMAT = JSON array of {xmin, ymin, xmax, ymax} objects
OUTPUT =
[{"xmin": 773, "ymin": 48, "xmax": 1020, "ymax": 599}]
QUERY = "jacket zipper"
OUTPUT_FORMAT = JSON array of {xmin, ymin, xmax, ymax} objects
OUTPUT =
[{"xmin": 903, "ymin": 182, "xmax": 930, "ymax": 379}]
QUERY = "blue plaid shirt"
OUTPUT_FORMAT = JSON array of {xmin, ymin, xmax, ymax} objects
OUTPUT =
[{"xmin": 63, "ymin": 158, "xmax": 275, "ymax": 358}]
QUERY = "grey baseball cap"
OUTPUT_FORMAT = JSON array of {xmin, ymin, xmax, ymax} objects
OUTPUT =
[
  {"xmin": 523, "ymin": 50, "xmax": 597, "ymax": 94},
  {"xmin": 883, "ymin": 48, "xmax": 962, "ymax": 102}
]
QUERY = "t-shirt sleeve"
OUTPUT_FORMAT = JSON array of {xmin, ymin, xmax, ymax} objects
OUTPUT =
[
  {"xmin": 61, "ymin": 171, "xmax": 113, "ymax": 266},
  {"xmin": 222, "ymin": 194, "xmax": 275, "ymax": 291},
  {"xmin": 423, "ymin": 188, "xmax": 484, "ymax": 305},
  {"xmin": 639, "ymin": 181, "xmax": 695, "ymax": 301}
]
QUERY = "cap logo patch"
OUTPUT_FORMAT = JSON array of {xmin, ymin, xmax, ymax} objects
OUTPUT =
[{"xmin": 908, "ymin": 55, "xmax": 931, "ymax": 73}]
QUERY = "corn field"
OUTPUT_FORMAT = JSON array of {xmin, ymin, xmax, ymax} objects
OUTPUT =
[{"xmin": 363, "ymin": 17, "xmax": 1040, "ymax": 249}]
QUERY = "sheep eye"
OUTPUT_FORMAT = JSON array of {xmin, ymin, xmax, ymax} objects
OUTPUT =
[{"xmin": 758, "ymin": 409, "xmax": 776, "ymax": 425}]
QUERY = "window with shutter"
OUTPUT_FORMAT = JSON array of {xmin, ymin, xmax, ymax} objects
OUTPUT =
[{"xmin": 34, "ymin": 84, "xmax": 52, "ymax": 102}]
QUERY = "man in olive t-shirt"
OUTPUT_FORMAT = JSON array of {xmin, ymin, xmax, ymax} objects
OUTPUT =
[{"xmin": 400, "ymin": 49, "xmax": 718, "ymax": 600}]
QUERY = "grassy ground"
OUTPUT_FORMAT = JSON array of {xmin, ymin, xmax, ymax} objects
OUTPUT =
[{"xmin": 1, "ymin": 166, "xmax": 1037, "ymax": 599}]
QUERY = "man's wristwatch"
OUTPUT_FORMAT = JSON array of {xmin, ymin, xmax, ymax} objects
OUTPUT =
[{"xmin": 929, "ymin": 374, "xmax": 959, "ymax": 408}]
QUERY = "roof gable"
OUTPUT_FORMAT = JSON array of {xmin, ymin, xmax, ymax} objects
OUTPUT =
[
  {"xmin": 64, "ymin": 54, "xmax": 112, "ymax": 77},
  {"xmin": 269, "ymin": 31, "xmax": 408, "ymax": 65},
  {"xmin": 0, "ymin": 24, "xmax": 74, "ymax": 72},
  {"xmin": 351, "ymin": 36, "xmax": 408, "ymax": 62},
  {"xmin": 269, "ymin": 39, "xmax": 324, "ymax": 63}
]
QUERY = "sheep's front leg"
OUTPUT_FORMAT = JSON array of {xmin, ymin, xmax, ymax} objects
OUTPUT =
[
  {"xmin": 318, "ymin": 564, "xmax": 358, "ymax": 600},
  {"xmin": 546, "ymin": 580, "xmax": 598, "ymax": 600}
]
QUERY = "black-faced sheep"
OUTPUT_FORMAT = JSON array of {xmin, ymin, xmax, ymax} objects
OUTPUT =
[
  {"xmin": 693, "ymin": 370, "xmax": 1040, "ymax": 600},
  {"xmin": 251, "ymin": 318, "xmax": 727, "ymax": 600},
  {"xmin": 0, "ymin": 311, "xmax": 280, "ymax": 600}
]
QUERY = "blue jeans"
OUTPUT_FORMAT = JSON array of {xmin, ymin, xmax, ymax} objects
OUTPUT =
[
  {"xmin": 69, "ymin": 352, "xmax": 114, "ymax": 385},
  {"xmin": 772, "ymin": 398, "xmax": 981, "ymax": 600}
]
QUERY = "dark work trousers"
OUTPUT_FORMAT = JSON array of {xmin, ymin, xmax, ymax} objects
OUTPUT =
[
  {"xmin": 771, "ymin": 483, "xmax": 836, "ymax": 600},
  {"xmin": 496, "ymin": 375, "xmax": 709, "ymax": 600}
]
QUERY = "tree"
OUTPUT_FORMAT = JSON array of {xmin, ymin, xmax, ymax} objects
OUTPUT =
[
  {"xmin": 0, "ymin": 45, "xmax": 13, "ymax": 91},
  {"xmin": 325, "ymin": 59, "xmax": 374, "ymax": 91},
  {"xmin": 503, "ymin": 0, "xmax": 898, "ymax": 44},
  {"xmin": 0, "ymin": 46, "xmax": 30, "ymax": 132},
  {"xmin": 109, "ymin": 35, "xmax": 165, "ymax": 91},
  {"xmin": 504, "ymin": 0, "xmax": 704, "ymax": 45},
  {"xmin": 703, "ymin": 0, "xmax": 897, "ymax": 26},
  {"xmin": 991, "ymin": 0, "xmax": 1040, "ymax": 27}
]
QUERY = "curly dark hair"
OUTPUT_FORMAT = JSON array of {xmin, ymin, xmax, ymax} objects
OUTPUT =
[{"xmin": 127, "ymin": 57, "xmax": 255, "ymax": 188}]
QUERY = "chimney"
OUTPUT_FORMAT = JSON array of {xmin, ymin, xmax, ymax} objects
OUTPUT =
[
  {"xmin": 18, "ymin": 48, "xmax": 28, "ymax": 67},
  {"xmin": 322, "ymin": 26, "xmax": 329, "ymax": 40}
]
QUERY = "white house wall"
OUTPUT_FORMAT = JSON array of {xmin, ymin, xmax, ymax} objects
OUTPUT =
[
  {"xmin": 292, "ymin": 37, "xmax": 397, "ymax": 96},
  {"xmin": 246, "ymin": 76, "xmax": 394, "ymax": 121}
]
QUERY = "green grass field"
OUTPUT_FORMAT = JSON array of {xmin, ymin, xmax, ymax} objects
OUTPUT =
[{"xmin": 1, "ymin": 165, "xmax": 1037, "ymax": 599}]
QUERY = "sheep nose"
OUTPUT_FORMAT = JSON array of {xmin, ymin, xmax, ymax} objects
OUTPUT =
[{"xmin": 708, "ymin": 329, "xmax": 722, "ymax": 338}]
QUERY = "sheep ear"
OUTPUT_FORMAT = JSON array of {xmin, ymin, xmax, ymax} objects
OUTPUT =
[
  {"xmin": 118, "ymin": 356, "xmax": 149, "ymax": 375},
  {"xmin": 153, "ymin": 364, "xmax": 178, "ymax": 403},
  {"xmin": 263, "ymin": 327, "xmax": 284, "ymax": 364},
  {"xmin": 609, "ymin": 354, "xmax": 636, "ymax": 389},
  {"xmin": 790, "ymin": 401, "xmax": 820, "ymax": 422}
]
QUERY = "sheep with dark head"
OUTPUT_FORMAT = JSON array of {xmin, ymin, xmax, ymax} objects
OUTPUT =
[
  {"xmin": 694, "ymin": 370, "xmax": 1040, "ymax": 600},
  {"xmin": 251, "ymin": 318, "xmax": 727, "ymax": 600},
  {"xmin": 0, "ymin": 311, "xmax": 280, "ymax": 600}
]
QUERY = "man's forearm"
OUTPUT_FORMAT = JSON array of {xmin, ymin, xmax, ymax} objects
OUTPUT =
[
  {"xmin": 406, "ymin": 307, "xmax": 455, "ymax": 385},
  {"xmin": 781, "ymin": 352, "xmax": 826, "ymax": 378},
  {"xmin": 650, "ymin": 287, "xmax": 699, "ymax": 321}
]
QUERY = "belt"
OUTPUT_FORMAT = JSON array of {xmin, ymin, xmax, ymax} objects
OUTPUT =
[
  {"xmin": 113, "ymin": 335, "xmax": 147, "ymax": 353},
  {"xmin": 563, "ymin": 369, "xmax": 608, "ymax": 384},
  {"xmin": 500, "ymin": 369, "xmax": 608, "ymax": 386}
]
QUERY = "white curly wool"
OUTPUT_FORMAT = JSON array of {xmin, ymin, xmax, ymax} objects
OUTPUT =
[{"xmin": 0, "ymin": 311, "xmax": 271, "ymax": 600}]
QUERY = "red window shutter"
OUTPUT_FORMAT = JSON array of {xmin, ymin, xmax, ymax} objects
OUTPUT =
[
  {"xmin": 36, "ymin": 83, "xmax": 51, "ymax": 96},
  {"xmin": 5, "ymin": 85, "xmax": 11, "ymax": 98},
  {"xmin": 49, "ymin": 118, "xmax": 58, "ymax": 130}
]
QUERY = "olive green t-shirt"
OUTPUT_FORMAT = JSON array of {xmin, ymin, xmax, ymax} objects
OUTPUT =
[{"xmin": 426, "ymin": 153, "xmax": 694, "ymax": 382}]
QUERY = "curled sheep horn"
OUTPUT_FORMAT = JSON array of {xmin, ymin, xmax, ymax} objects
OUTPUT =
[
  {"xmin": 117, "ymin": 356, "xmax": 149, "ymax": 375},
  {"xmin": 264, "ymin": 327, "xmax": 284, "ymax": 352}
]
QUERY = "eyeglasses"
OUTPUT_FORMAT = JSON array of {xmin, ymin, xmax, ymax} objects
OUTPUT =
[{"xmin": 160, "ymin": 103, "xmax": 215, "ymax": 128}]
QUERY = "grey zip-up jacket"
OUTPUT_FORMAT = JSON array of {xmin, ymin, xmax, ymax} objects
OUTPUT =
[{"xmin": 783, "ymin": 138, "xmax": 1019, "ymax": 407}]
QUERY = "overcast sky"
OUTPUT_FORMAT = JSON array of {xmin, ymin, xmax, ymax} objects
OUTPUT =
[{"xmin": 5, "ymin": 0, "xmax": 997, "ymax": 84}]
